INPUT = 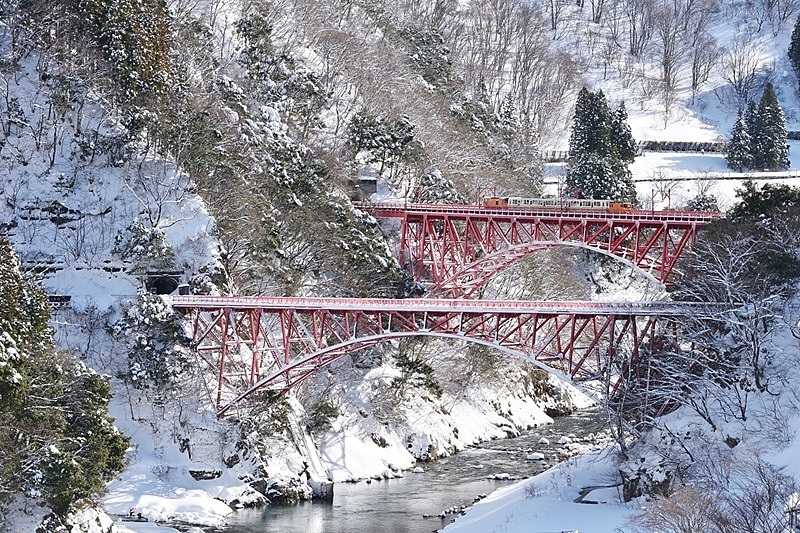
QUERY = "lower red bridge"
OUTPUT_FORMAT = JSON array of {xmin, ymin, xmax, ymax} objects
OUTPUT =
[
  {"xmin": 356, "ymin": 202, "xmax": 723, "ymax": 297},
  {"xmin": 171, "ymin": 296, "xmax": 716, "ymax": 418}
]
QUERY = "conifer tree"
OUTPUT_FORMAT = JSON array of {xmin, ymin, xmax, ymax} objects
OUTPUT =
[
  {"xmin": 755, "ymin": 83, "xmax": 789, "ymax": 171},
  {"xmin": 745, "ymin": 100, "xmax": 761, "ymax": 167},
  {"xmin": 568, "ymin": 87, "xmax": 594, "ymax": 158},
  {"xmin": 569, "ymin": 89, "xmax": 613, "ymax": 159},
  {"xmin": 745, "ymin": 100, "xmax": 759, "ymax": 136},
  {"xmin": 567, "ymin": 154, "xmax": 617, "ymax": 200},
  {"xmin": 498, "ymin": 92, "xmax": 519, "ymax": 138},
  {"xmin": 611, "ymin": 102, "xmax": 637, "ymax": 163},
  {"xmin": 686, "ymin": 193, "xmax": 720, "ymax": 211},
  {"xmin": 566, "ymin": 89, "xmax": 637, "ymax": 202},
  {"xmin": 76, "ymin": 0, "xmax": 173, "ymax": 104},
  {"xmin": 790, "ymin": 16, "xmax": 800, "ymax": 89},
  {"xmin": 473, "ymin": 75, "xmax": 492, "ymax": 116},
  {"xmin": 726, "ymin": 108, "xmax": 753, "ymax": 171},
  {"xmin": 0, "ymin": 239, "xmax": 129, "ymax": 515}
]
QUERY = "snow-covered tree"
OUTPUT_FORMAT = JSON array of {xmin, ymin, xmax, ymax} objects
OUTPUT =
[
  {"xmin": 75, "ymin": 0, "xmax": 173, "ymax": 104},
  {"xmin": 113, "ymin": 218, "xmax": 175, "ymax": 273},
  {"xmin": 726, "ymin": 108, "xmax": 754, "ymax": 171},
  {"xmin": 754, "ymin": 83, "xmax": 789, "ymax": 171},
  {"xmin": 235, "ymin": 8, "xmax": 329, "ymax": 140},
  {"xmin": 566, "ymin": 89, "xmax": 636, "ymax": 202},
  {"xmin": 347, "ymin": 110, "xmax": 423, "ymax": 179},
  {"xmin": 789, "ymin": 16, "xmax": 800, "ymax": 88},
  {"xmin": 629, "ymin": 458, "xmax": 798, "ymax": 531},
  {"xmin": 418, "ymin": 167, "xmax": 465, "ymax": 204},
  {"xmin": 566, "ymin": 154, "xmax": 616, "ymax": 200},
  {"xmin": 726, "ymin": 86, "xmax": 788, "ymax": 172},
  {"xmin": 673, "ymin": 185, "xmax": 800, "ymax": 406},
  {"xmin": 745, "ymin": 100, "xmax": 759, "ymax": 140},
  {"xmin": 498, "ymin": 92, "xmax": 519, "ymax": 138},
  {"xmin": 610, "ymin": 102, "xmax": 637, "ymax": 163},
  {"xmin": 0, "ymin": 239, "xmax": 129, "ymax": 515},
  {"xmin": 568, "ymin": 88, "xmax": 613, "ymax": 160},
  {"xmin": 398, "ymin": 25, "xmax": 454, "ymax": 90},
  {"xmin": 686, "ymin": 193, "xmax": 720, "ymax": 211},
  {"xmin": 729, "ymin": 180, "xmax": 800, "ymax": 219},
  {"xmin": 391, "ymin": 338, "xmax": 442, "ymax": 400},
  {"xmin": 118, "ymin": 290, "xmax": 191, "ymax": 390}
]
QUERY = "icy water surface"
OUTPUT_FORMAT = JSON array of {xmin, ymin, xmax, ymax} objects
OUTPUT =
[{"xmin": 224, "ymin": 410, "xmax": 608, "ymax": 533}]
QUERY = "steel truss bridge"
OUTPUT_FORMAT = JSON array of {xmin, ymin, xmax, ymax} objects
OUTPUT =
[
  {"xmin": 356, "ymin": 202, "xmax": 724, "ymax": 297},
  {"xmin": 172, "ymin": 296, "xmax": 717, "ymax": 417}
]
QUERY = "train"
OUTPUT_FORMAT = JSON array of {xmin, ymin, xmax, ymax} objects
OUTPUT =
[{"xmin": 484, "ymin": 196, "xmax": 634, "ymax": 212}]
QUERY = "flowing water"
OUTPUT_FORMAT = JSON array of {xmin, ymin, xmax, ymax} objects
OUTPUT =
[{"xmin": 224, "ymin": 409, "xmax": 608, "ymax": 533}]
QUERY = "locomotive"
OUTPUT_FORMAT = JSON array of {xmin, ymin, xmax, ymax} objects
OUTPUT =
[{"xmin": 484, "ymin": 196, "xmax": 634, "ymax": 212}]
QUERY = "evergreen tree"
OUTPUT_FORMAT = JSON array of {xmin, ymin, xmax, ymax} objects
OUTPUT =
[
  {"xmin": 566, "ymin": 89, "xmax": 637, "ymax": 202},
  {"xmin": 347, "ymin": 110, "xmax": 422, "ymax": 176},
  {"xmin": 610, "ymin": 102, "xmax": 637, "ymax": 163},
  {"xmin": 235, "ymin": 9, "xmax": 328, "ymax": 137},
  {"xmin": 567, "ymin": 154, "xmax": 617, "ymax": 200},
  {"xmin": 729, "ymin": 180, "xmax": 800, "ymax": 219},
  {"xmin": 612, "ymin": 161, "xmax": 638, "ymax": 203},
  {"xmin": 398, "ymin": 25, "xmax": 454, "ymax": 90},
  {"xmin": 745, "ymin": 100, "xmax": 761, "ymax": 168},
  {"xmin": 418, "ymin": 168, "xmax": 465, "ymax": 204},
  {"xmin": 789, "ymin": 16, "xmax": 800, "ymax": 89},
  {"xmin": 498, "ymin": 92, "xmax": 519, "ymax": 138},
  {"xmin": 120, "ymin": 291, "xmax": 191, "ymax": 390},
  {"xmin": 568, "ymin": 87, "xmax": 594, "ymax": 158},
  {"xmin": 686, "ymin": 193, "xmax": 720, "ymax": 211},
  {"xmin": 473, "ymin": 75, "xmax": 492, "ymax": 117},
  {"xmin": 463, "ymin": 75, "xmax": 496, "ymax": 134},
  {"xmin": 754, "ymin": 83, "xmax": 789, "ymax": 171},
  {"xmin": 0, "ymin": 239, "xmax": 129, "ymax": 515},
  {"xmin": 569, "ymin": 89, "xmax": 613, "ymax": 159},
  {"xmin": 726, "ymin": 108, "xmax": 753, "ymax": 171},
  {"xmin": 76, "ymin": 0, "xmax": 173, "ymax": 104},
  {"xmin": 745, "ymin": 100, "xmax": 759, "ymax": 136}
]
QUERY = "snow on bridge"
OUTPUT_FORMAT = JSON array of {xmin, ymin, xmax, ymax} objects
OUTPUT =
[{"xmin": 171, "ymin": 295, "xmax": 711, "ymax": 315}]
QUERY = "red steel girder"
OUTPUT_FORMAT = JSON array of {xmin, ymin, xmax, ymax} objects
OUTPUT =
[
  {"xmin": 358, "ymin": 202, "xmax": 723, "ymax": 296},
  {"xmin": 172, "ymin": 296, "xmax": 713, "ymax": 417}
]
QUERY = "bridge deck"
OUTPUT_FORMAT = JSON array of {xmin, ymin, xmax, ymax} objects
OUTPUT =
[
  {"xmin": 170, "ymin": 296, "xmax": 719, "ymax": 316},
  {"xmin": 355, "ymin": 201, "xmax": 725, "ymax": 223}
]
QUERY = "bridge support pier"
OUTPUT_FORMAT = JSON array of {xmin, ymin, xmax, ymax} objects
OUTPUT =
[
  {"xmin": 309, "ymin": 478, "xmax": 334, "ymax": 501},
  {"xmin": 287, "ymin": 398, "xmax": 335, "ymax": 501}
]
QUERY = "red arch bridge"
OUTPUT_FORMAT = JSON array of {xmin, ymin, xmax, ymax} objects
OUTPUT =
[
  {"xmin": 355, "ymin": 202, "xmax": 724, "ymax": 297},
  {"xmin": 171, "ymin": 296, "xmax": 719, "ymax": 418}
]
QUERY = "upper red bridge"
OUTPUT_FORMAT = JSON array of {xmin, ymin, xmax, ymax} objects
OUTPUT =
[
  {"xmin": 172, "ymin": 295, "xmax": 720, "ymax": 418},
  {"xmin": 355, "ymin": 202, "xmax": 725, "ymax": 297}
]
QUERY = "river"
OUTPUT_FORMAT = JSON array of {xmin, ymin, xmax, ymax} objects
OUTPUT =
[{"xmin": 224, "ymin": 409, "xmax": 609, "ymax": 533}]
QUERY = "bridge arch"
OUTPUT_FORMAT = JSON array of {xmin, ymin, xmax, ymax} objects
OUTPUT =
[
  {"xmin": 218, "ymin": 331, "xmax": 604, "ymax": 417},
  {"xmin": 427, "ymin": 241, "xmax": 661, "ymax": 298}
]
